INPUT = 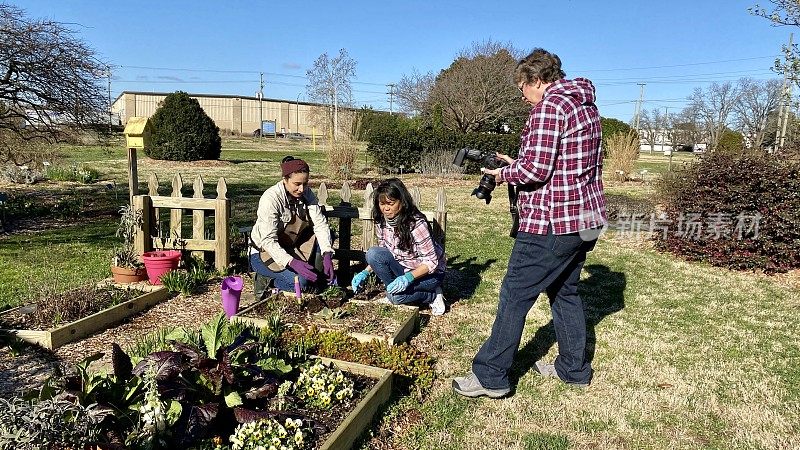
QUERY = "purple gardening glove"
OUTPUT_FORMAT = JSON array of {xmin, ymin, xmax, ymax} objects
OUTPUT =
[
  {"xmin": 322, "ymin": 252, "xmax": 337, "ymax": 285},
  {"xmin": 288, "ymin": 258, "xmax": 318, "ymax": 282}
]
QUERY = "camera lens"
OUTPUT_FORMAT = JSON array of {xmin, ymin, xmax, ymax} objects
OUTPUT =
[{"xmin": 472, "ymin": 174, "xmax": 496, "ymax": 204}]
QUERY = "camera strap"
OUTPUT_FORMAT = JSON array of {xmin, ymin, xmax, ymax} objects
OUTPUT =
[{"xmin": 507, "ymin": 184, "xmax": 519, "ymax": 239}]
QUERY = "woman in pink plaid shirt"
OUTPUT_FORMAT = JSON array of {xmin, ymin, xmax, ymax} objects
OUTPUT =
[{"xmin": 350, "ymin": 178, "xmax": 447, "ymax": 316}]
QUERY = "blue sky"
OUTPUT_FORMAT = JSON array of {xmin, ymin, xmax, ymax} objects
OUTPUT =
[{"xmin": 11, "ymin": 0, "xmax": 791, "ymax": 122}]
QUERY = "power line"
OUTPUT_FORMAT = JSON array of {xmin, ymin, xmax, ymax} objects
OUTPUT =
[{"xmin": 574, "ymin": 55, "xmax": 779, "ymax": 72}]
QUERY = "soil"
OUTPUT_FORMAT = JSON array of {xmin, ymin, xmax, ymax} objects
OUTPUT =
[
  {"xmin": 241, "ymin": 289, "xmax": 413, "ymax": 339},
  {"xmin": 0, "ymin": 285, "xmax": 147, "ymax": 330}
]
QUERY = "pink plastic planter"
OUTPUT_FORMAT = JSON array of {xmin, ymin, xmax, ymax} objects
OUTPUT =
[
  {"xmin": 141, "ymin": 250, "xmax": 181, "ymax": 285},
  {"xmin": 221, "ymin": 276, "xmax": 244, "ymax": 318}
]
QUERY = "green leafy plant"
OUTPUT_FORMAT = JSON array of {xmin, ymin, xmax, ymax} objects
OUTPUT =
[
  {"xmin": 114, "ymin": 204, "xmax": 144, "ymax": 269},
  {"xmin": 313, "ymin": 306, "xmax": 349, "ymax": 324},
  {"xmin": 0, "ymin": 397, "xmax": 101, "ymax": 449}
]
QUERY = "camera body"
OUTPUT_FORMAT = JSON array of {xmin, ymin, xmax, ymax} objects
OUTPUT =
[{"xmin": 452, "ymin": 148, "xmax": 508, "ymax": 204}]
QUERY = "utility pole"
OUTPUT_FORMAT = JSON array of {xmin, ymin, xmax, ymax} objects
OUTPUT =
[
  {"xmin": 107, "ymin": 65, "xmax": 112, "ymax": 134},
  {"xmin": 776, "ymin": 33, "xmax": 793, "ymax": 151},
  {"xmin": 387, "ymin": 83, "xmax": 396, "ymax": 115},
  {"xmin": 634, "ymin": 83, "xmax": 646, "ymax": 134},
  {"xmin": 259, "ymin": 73, "xmax": 264, "ymax": 140}
]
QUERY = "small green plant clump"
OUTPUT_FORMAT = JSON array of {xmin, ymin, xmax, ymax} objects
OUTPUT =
[
  {"xmin": 159, "ymin": 257, "xmax": 214, "ymax": 296},
  {"xmin": 147, "ymin": 91, "xmax": 222, "ymax": 161},
  {"xmin": 45, "ymin": 164, "xmax": 100, "ymax": 183}
]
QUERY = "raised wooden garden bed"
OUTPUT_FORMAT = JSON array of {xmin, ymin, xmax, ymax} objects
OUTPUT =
[
  {"xmin": 233, "ymin": 292, "xmax": 419, "ymax": 345},
  {"xmin": 0, "ymin": 286, "xmax": 169, "ymax": 349},
  {"xmin": 318, "ymin": 357, "xmax": 393, "ymax": 450}
]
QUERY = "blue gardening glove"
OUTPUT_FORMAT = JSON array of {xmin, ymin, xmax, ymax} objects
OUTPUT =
[
  {"xmin": 322, "ymin": 252, "xmax": 336, "ymax": 284},
  {"xmin": 288, "ymin": 258, "xmax": 318, "ymax": 283},
  {"xmin": 386, "ymin": 272, "xmax": 415, "ymax": 294},
  {"xmin": 351, "ymin": 270, "xmax": 369, "ymax": 293}
]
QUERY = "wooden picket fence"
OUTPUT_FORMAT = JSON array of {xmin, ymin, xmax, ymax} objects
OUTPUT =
[
  {"xmin": 241, "ymin": 181, "xmax": 448, "ymax": 282},
  {"xmin": 133, "ymin": 173, "xmax": 230, "ymax": 273}
]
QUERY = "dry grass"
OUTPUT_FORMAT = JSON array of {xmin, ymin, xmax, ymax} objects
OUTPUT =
[
  {"xmin": 380, "ymin": 181, "xmax": 799, "ymax": 449},
  {"xmin": 606, "ymin": 131, "xmax": 640, "ymax": 182}
]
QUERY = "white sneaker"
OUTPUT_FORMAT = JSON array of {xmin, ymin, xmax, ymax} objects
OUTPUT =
[
  {"xmin": 431, "ymin": 287, "xmax": 446, "ymax": 316},
  {"xmin": 374, "ymin": 296, "xmax": 392, "ymax": 304}
]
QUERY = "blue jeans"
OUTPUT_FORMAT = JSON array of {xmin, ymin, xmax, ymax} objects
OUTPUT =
[
  {"xmin": 472, "ymin": 228, "xmax": 596, "ymax": 389},
  {"xmin": 250, "ymin": 253, "xmax": 315, "ymax": 292},
  {"xmin": 365, "ymin": 246, "xmax": 443, "ymax": 306}
]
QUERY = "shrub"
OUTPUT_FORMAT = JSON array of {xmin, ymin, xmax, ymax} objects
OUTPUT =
[
  {"xmin": 605, "ymin": 131, "xmax": 639, "ymax": 182},
  {"xmin": 654, "ymin": 151, "xmax": 800, "ymax": 272},
  {"xmin": 147, "ymin": 91, "xmax": 221, "ymax": 161},
  {"xmin": 367, "ymin": 127, "xmax": 518, "ymax": 174}
]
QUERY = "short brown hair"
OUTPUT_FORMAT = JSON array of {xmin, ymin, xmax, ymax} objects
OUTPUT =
[{"xmin": 514, "ymin": 48, "xmax": 566, "ymax": 85}]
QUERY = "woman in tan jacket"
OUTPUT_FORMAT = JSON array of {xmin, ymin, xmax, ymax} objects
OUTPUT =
[{"xmin": 249, "ymin": 156, "xmax": 335, "ymax": 292}]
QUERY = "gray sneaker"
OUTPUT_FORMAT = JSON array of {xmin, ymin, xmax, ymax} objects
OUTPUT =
[
  {"xmin": 534, "ymin": 360, "xmax": 589, "ymax": 388},
  {"xmin": 452, "ymin": 372, "xmax": 510, "ymax": 398}
]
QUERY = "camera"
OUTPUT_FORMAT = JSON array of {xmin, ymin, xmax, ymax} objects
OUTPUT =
[
  {"xmin": 452, "ymin": 148, "xmax": 520, "ymax": 238},
  {"xmin": 452, "ymin": 148, "xmax": 508, "ymax": 204}
]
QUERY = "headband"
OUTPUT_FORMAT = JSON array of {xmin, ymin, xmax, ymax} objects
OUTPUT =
[{"xmin": 281, "ymin": 159, "xmax": 309, "ymax": 177}]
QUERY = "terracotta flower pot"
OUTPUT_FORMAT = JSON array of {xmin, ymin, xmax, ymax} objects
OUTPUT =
[
  {"xmin": 141, "ymin": 250, "xmax": 182, "ymax": 285},
  {"xmin": 111, "ymin": 265, "xmax": 148, "ymax": 284}
]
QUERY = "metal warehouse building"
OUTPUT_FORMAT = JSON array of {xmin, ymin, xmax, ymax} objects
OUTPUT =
[{"xmin": 111, "ymin": 91, "xmax": 328, "ymax": 137}]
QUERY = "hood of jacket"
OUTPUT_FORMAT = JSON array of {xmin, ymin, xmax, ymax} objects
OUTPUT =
[{"xmin": 545, "ymin": 78, "xmax": 596, "ymax": 105}]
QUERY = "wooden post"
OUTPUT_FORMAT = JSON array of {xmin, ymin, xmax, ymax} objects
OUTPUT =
[
  {"xmin": 192, "ymin": 175, "xmax": 205, "ymax": 261},
  {"xmin": 127, "ymin": 148, "xmax": 138, "ymax": 206},
  {"xmin": 148, "ymin": 173, "xmax": 160, "ymax": 236},
  {"xmin": 360, "ymin": 183, "xmax": 375, "ymax": 251},
  {"xmin": 410, "ymin": 186, "xmax": 421, "ymax": 207},
  {"xmin": 336, "ymin": 182, "xmax": 353, "ymax": 283},
  {"xmin": 169, "ymin": 174, "xmax": 183, "ymax": 243},
  {"xmin": 133, "ymin": 195, "xmax": 152, "ymax": 258},
  {"xmin": 434, "ymin": 187, "xmax": 448, "ymax": 252},
  {"xmin": 214, "ymin": 178, "xmax": 230, "ymax": 273}
]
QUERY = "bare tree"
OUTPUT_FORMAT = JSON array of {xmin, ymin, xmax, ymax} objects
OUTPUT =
[
  {"xmin": 0, "ymin": 4, "xmax": 107, "ymax": 164},
  {"xmin": 638, "ymin": 108, "xmax": 667, "ymax": 153},
  {"xmin": 734, "ymin": 78, "xmax": 782, "ymax": 149},
  {"xmin": 427, "ymin": 40, "xmax": 528, "ymax": 133},
  {"xmin": 306, "ymin": 48, "xmax": 357, "ymax": 141},
  {"xmin": 688, "ymin": 82, "xmax": 739, "ymax": 150},
  {"xmin": 751, "ymin": 2, "xmax": 800, "ymax": 84},
  {"xmin": 395, "ymin": 68, "xmax": 434, "ymax": 116}
]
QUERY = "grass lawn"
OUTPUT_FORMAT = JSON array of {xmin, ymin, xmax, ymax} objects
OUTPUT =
[{"xmin": 1, "ymin": 139, "xmax": 798, "ymax": 448}]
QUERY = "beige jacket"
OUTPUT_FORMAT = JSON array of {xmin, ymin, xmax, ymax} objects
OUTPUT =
[{"xmin": 249, "ymin": 180, "xmax": 333, "ymax": 269}]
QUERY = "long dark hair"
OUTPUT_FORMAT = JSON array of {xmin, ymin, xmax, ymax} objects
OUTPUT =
[{"xmin": 372, "ymin": 178, "xmax": 424, "ymax": 252}]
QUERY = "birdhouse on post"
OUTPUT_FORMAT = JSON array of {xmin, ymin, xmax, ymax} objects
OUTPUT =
[{"xmin": 123, "ymin": 117, "xmax": 152, "ymax": 205}]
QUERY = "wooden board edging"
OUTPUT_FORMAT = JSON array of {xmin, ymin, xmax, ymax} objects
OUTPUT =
[
  {"xmin": 317, "ymin": 357, "xmax": 393, "ymax": 450},
  {"xmin": 0, "ymin": 287, "xmax": 169, "ymax": 350}
]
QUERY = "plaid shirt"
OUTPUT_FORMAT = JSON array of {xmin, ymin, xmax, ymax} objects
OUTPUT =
[
  {"xmin": 500, "ymin": 78, "xmax": 607, "ymax": 235},
  {"xmin": 376, "ymin": 216, "xmax": 446, "ymax": 274}
]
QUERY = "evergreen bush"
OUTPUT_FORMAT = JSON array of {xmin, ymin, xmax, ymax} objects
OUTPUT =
[
  {"xmin": 654, "ymin": 151, "xmax": 800, "ymax": 272},
  {"xmin": 367, "ymin": 128, "xmax": 518, "ymax": 174},
  {"xmin": 147, "ymin": 91, "xmax": 221, "ymax": 161}
]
